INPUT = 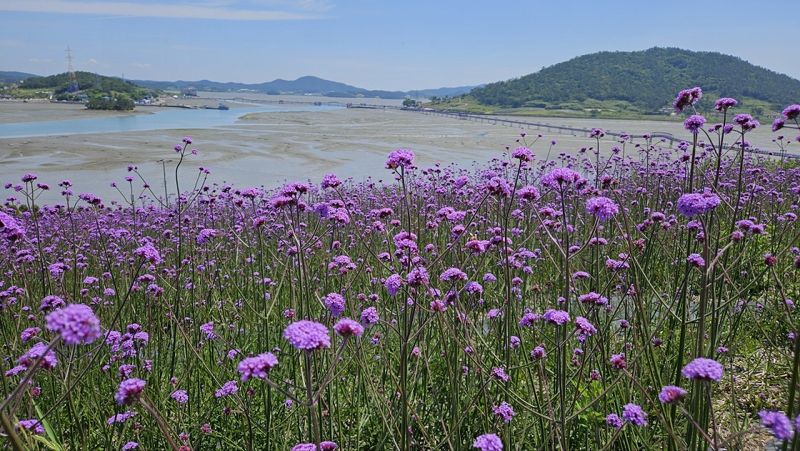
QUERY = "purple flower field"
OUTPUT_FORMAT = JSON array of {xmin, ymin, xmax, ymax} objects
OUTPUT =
[{"xmin": 1, "ymin": 90, "xmax": 799, "ymax": 450}]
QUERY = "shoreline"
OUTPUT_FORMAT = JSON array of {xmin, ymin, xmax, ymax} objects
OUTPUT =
[
  {"xmin": 0, "ymin": 100, "xmax": 152, "ymax": 124},
  {"xmin": 1, "ymin": 103, "xmax": 793, "ymax": 203}
]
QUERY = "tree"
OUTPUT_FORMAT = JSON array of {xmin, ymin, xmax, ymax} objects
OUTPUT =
[
  {"xmin": 113, "ymin": 94, "xmax": 134, "ymax": 110},
  {"xmin": 87, "ymin": 93, "xmax": 134, "ymax": 111}
]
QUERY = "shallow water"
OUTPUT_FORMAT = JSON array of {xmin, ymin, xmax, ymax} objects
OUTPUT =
[
  {"xmin": 1, "ymin": 100, "xmax": 796, "ymax": 205},
  {"xmin": 0, "ymin": 103, "xmax": 341, "ymax": 138}
]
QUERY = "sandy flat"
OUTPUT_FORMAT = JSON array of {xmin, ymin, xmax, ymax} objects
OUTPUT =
[
  {"xmin": 0, "ymin": 100, "xmax": 153, "ymax": 124},
  {"xmin": 0, "ymin": 104, "xmax": 792, "ymax": 204}
]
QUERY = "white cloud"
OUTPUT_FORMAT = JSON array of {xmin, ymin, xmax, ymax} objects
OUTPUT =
[
  {"xmin": 241, "ymin": 0, "xmax": 332, "ymax": 12},
  {"xmin": 0, "ymin": 0, "xmax": 326, "ymax": 20},
  {"xmin": 87, "ymin": 58, "xmax": 98, "ymax": 64}
]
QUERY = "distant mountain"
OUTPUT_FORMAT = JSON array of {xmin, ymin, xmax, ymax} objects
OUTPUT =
[
  {"xmin": 261, "ymin": 75, "xmax": 366, "ymax": 94},
  {"xmin": 469, "ymin": 47, "xmax": 800, "ymax": 114},
  {"xmin": 0, "ymin": 71, "xmax": 38, "ymax": 84},
  {"xmin": 407, "ymin": 85, "xmax": 484, "ymax": 99},
  {"xmin": 4, "ymin": 69, "xmax": 478, "ymax": 100},
  {"xmin": 132, "ymin": 75, "xmax": 477, "ymax": 99}
]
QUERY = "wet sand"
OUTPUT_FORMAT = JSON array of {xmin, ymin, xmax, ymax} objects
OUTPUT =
[
  {"xmin": 0, "ymin": 100, "xmax": 151, "ymax": 124},
  {"xmin": 0, "ymin": 96, "xmax": 264, "ymax": 125},
  {"xmin": 1, "ymin": 108, "xmax": 523, "ymax": 202},
  {"xmin": 0, "ymin": 101, "xmax": 792, "ymax": 204}
]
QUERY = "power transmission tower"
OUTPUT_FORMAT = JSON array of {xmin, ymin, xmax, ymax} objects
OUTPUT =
[{"xmin": 66, "ymin": 46, "xmax": 79, "ymax": 92}]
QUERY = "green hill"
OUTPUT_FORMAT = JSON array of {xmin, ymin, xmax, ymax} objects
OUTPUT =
[
  {"xmin": 0, "ymin": 71, "xmax": 38, "ymax": 84},
  {"xmin": 468, "ymin": 47, "xmax": 800, "ymax": 117},
  {"xmin": 12, "ymin": 71, "xmax": 158, "ymax": 110},
  {"xmin": 22, "ymin": 71, "xmax": 155, "ymax": 98}
]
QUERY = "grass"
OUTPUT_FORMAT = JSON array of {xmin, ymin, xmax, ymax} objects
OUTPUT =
[{"xmin": 0, "ymin": 105, "xmax": 799, "ymax": 450}]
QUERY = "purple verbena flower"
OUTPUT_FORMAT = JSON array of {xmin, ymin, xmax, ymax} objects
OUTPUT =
[
  {"xmin": 334, "ymin": 318, "xmax": 364, "ymax": 338},
  {"xmin": 440, "ymin": 267, "xmax": 468, "ymax": 282},
  {"xmin": 684, "ymin": 115, "xmax": 706, "ymax": 134},
  {"xmin": 606, "ymin": 413, "xmax": 623, "ymax": 429},
  {"xmin": 171, "ymin": 389, "xmax": 188, "ymax": 404},
  {"xmin": 107, "ymin": 411, "xmax": 136, "ymax": 425},
  {"xmin": 575, "ymin": 316, "xmax": 597, "ymax": 336},
  {"xmin": 677, "ymin": 190, "xmax": 721, "ymax": 217},
  {"xmin": 622, "ymin": 403, "xmax": 648, "ymax": 426},
  {"xmin": 45, "ymin": 304, "xmax": 102, "ymax": 345},
  {"xmin": 543, "ymin": 309, "xmax": 570, "ymax": 326},
  {"xmin": 492, "ymin": 401, "xmax": 516, "ymax": 423},
  {"xmin": 681, "ymin": 357, "xmax": 723, "ymax": 382},
  {"xmin": 673, "ymin": 87, "xmax": 702, "ymax": 112},
  {"xmin": 658, "ymin": 386, "xmax": 688, "ymax": 404},
  {"xmin": 360, "ymin": 306, "xmax": 380, "ymax": 326},
  {"xmin": 20, "ymin": 327, "xmax": 40, "ymax": 343},
  {"xmin": 115, "ymin": 378, "xmax": 146, "ymax": 405},
  {"xmin": 237, "ymin": 353, "xmax": 278, "ymax": 381},
  {"xmin": 610, "ymin": 353, "xmax": 626, "ymax": 370},
  {"xmin": 214, "ymin": 380, "xmax": 238, "ymax": 398},
  {"xmin": 320, "ymin": 173, "xmax": 342, "ymax": 189},
  {"xmin": 714, "ymin": 97, "xmax": 737, "ymax": 111},
  {"xmin": 759, "ymin": 410, "xmax": 794, "ymax": 441},
  {"xmin": 284, "ymin": 320, "xmax": 331, "ymax": 351},
  {"xmin": 542, "ymin": 167, "xmax": 584, "ymax": 189},
  {"xmin": 17, "ymin": 419, "xmax": 45, "ymax": 435},
  {"xmin": 687, "ymin": 253, "xmax": 705, "ymax": 268},
  {"xmin": 586, "ymin": 196, "xmax": 619, "ymax": 221},
  {"xmin": 0, "ymin": 211, "xmax": 25, "ymax": 241},
  {"xmin": 491, "ymin": 367, "xmax": 511, "ymax": 382},
  {"xmin": 511, "ymin": 146, "xmax": 533, "ymax": 162},
  {"xmin": 531, "ymin": 345, "xmax": 546, "ymax": 360},
  {"xmin": 134, "ymin": 243, "xmax": 162, "ymax": 264},
  {"xmin": 196, "ymin": 228, "xmax": 218, "ymax": 245},
  {"xmin": 18, "ymin": 342, "xmax": 58, "ymax": 370},
  {"xmin": 473, "ymin": 433, "xmax": 503, "ymax": 450},
  {"xmin": 384, "ymin": 274, "xmax": 403, "ymax": 296},
  {"xmin": 322, "ymin": 293, "xmax": 346, "ymax": 317},
  {"xmin": 782, "ymin": 104, "xmax": 800, "ymax": 120},
  {"xmin": 385, "ymin": 149, "xmax": 415, "ymax": 170}
]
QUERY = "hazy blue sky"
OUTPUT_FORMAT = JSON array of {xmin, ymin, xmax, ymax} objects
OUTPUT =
[{"xmin": 1, "ymin": 0, "xmax": 798, "ymax": 90}]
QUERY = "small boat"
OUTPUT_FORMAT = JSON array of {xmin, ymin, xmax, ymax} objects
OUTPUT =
[{"xmin": 218, "ymin": 103, "xmax": 230, "ymax": 110}]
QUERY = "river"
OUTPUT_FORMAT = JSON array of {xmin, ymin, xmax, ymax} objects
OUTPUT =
[{"xmin": 0, "ymin": 103, "xmax": 341, "ymax": 139}]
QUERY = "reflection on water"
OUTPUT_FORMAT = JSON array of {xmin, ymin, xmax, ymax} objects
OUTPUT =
[{"xmin": 0, "ymin": 104, "xmax": 341, "ymax": 139}]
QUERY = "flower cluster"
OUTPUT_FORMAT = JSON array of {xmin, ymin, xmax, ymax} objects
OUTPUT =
[
  {"xmin": 45, "ymin": 304, "xmax": 102, "ymax": 345},
  {"xmin": 284, "ymin": 320, "xmax": 331, "ymax": 351},
  {"xmin": 237, "ymin": 353, "xmax": 278, "ymax": 381}
]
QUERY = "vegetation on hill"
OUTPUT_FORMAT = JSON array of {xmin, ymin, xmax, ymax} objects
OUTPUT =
[
  {"xmin": 7, "ymin": 71, "xmax": 157, "ymax": 110},
  {"xmin": 468, "ymin": 47, "xmax": 800, "ymax": 117},
  {"xmin": 0, "ymin": 71, "xmax": 38, "ymax": 84},
  {"xmin": 25, "ymin": 71, "xmax": 153, "ymax": 96}
]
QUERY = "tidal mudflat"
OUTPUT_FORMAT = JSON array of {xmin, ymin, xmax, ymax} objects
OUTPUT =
[{"xmin": 0, "ymin": 99, "xmax": 792, "ymax": 203}]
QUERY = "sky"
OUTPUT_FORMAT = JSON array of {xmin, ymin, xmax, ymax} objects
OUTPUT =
[{"xmin": 1, "ymin": 0, "xmax": 799, "ymax": 91}]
